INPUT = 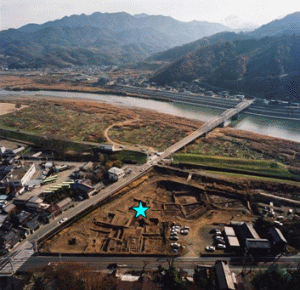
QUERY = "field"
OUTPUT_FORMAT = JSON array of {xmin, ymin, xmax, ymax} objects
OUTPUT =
[
  {"xmin": 0, "ymin": 96, "xmax": 202, "ymax": 150},
  {"xmin": 181, "ymin": 127, "xmax": 300, "ymax": 168},
  {"xmin": 173, "ymin": 154, "xmax": 300, "ymax": 181}
]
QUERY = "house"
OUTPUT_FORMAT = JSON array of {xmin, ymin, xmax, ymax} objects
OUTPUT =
[
  {"xmin": 0, "ymin": 214, "xmax": 9, "ymax": 227},
  {"xmin": 25, "ymin": 216, "xmax": 40, "ymax": 234},
  {"xmin": 108, "ymin": 167, "xmax": 125, "ymax": 181},
  {"xmin": 0, "ymin": 229, "xmax": 22, "ymax": 249},
  {"xmin": 2, "ymin": 203, "xmax": 17, "ymax": 215},
  {"xmin": 46, "ymin": 203, "xmax": 62, "ymax": 217},
  {"xmin": 26, "ymin": 196, "xmax": 44, "ymax": 211},
  {"xmin": 72, "ymin": 181, "xmax": 96, "ymax": 197},
  {"xmin": 57, "ymin": 197, "xmax": 73, "ymax": 212},
  {"xmin": 268, "ymin": 227, "xmax": 287, "ymax": 252},
  {"xmin": 16, "ymin": 210, "xmax": 32, "ymax": 226},
  {"xmin": 8, "ymin": 162, "xmax": 36, "ymax": 186},
  {"xmin": 215, "ymin": 260, "xmax": 236, "ymax": 290}
]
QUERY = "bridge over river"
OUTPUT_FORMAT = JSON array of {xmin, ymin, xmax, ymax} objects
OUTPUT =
[{"xmin": 0, "ymin": 99, "xmax": 254, "ymax": 276}]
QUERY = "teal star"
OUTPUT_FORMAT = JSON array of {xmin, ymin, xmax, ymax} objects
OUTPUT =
[{"xmin": 133, "ymin": 201, "xmax": 149, "ymax": 218}]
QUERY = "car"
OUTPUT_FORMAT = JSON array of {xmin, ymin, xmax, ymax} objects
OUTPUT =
[
  {"xmin": 214, "ymin": 239, "xmax": 226, "ymax": 245},
  {"xmin": 180, "ymin": 229, "xmax": 188, "ymax": 235},
  {"xmin": 140, "ymin": 168, "xmax": 144, "ymax": 172},
  {"xmin": 214, "ymin": 235, "xmax": 224, "ymax": 240},
  {"xmin": 57, "ymin": 217, "xmax": 68, "ymax": 224},
  {"xmin": 210, "ymin": 228, "xmax": 221, "ymax": 234},
  {"xmin": 216, "ymin": 244, "xmax": 226, "ymax": 250},
  {"xmin": 107, "ymin": 263, "xmax": 118, "ymax": 269},
  {"xmin": 205, "ymin": 246, "xmax": 215, "ymax": 252},
  {"xmin": 171, "ymin": 242, "xmax": 180, "ymax": 248},
  {"xmin": 169, "ymin": 235, "xmax": 179, "ymax": 241}
]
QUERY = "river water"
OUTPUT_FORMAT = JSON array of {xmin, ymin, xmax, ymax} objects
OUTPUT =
[{"xmin": 1, "ymin": 90, "xmax": 300, "ymax": 143}]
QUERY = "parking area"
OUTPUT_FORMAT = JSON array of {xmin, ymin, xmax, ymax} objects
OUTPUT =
[{"xmin": 19, "ymin": 161, "xmax": 86, "ymax": 200}]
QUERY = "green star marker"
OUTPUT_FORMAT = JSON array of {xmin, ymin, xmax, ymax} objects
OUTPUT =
[{"xmin": 133, "ymin": 201, "xmax": 149, "ymax": 218}]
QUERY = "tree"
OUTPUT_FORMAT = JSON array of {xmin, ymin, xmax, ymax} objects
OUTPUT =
[{"xmin": 252, "ymin": 265, "xmax": 292, "ymax": 290}]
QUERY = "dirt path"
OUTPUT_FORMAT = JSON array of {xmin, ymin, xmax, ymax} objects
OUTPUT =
[{"xmin": 104, "ymin": 115, "xmax": 155, "ymax": 152}]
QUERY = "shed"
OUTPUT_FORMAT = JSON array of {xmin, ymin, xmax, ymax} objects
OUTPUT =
[
  {"xmin": 57, "ymin": 197, "xmax": 73, "ymax": 212},
  {"xmin": 224, "ymin": 226, "xmax": 236, "ymax": 237},
  {"xmin": 215, "ymin": 260, "xmax": 236, "ymax": 290},
  {"xmin": 245, "ymin": 238, "xmax": 271, "ymax": 256},
  {"xmin": 268, "ymin": 227, "xmax": 287, "ymax": 252}
]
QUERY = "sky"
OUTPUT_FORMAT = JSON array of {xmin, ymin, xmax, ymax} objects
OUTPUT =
[{"xmin": 0, "ymin": 0, "xmax": 300, "ymax": 31}]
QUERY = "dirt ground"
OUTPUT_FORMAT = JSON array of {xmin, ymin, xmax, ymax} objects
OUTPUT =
[
  {"xmin": 0, "ymin": 102, "xmax": 28, "ymax": 116},
  {"xmin": 40, "ymin": 170, "xmax": 259, "ymax": 256}
]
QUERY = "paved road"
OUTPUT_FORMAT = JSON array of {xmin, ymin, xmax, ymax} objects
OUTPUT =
[
  {"xmin": 112, "ymin": 85, "xmax": 300, "ymax": 120},
  {"xmin": 0, "ymin": 99, "xmax": 256, "ymax": 276},
  {"xmin": 18, "ymin": 254, "xmax": 300, "ymax": 272}
]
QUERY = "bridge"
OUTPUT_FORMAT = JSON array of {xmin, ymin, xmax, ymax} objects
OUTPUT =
[
  {"xmin": 0, "ymin": 99, "xmax": 254, "ymax": 276},
  {"xmin": 161, "ymin": 99, "xmax": 254, "ymax": 159}
]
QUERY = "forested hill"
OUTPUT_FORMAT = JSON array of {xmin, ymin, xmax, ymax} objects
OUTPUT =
[
  {"xmin": 150, "ymin": 34, "xmax": 300, "ymax": 100},
  {"xmin": 0, "ymin": 12, "xmax": 230, "ymax": 68}
]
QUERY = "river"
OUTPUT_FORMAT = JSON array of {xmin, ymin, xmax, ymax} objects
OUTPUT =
[{"xmin": 1, "ymin": 90, "xmax": 300, "ymax": 143}]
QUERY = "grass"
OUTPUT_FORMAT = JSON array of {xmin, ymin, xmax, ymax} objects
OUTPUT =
[
  {"xmin": 173, "ymin": 153, "xmax": 300, "ymax": 181},
  {"xmin": 112, "ymin": 150, "xmax": 147, "ymax": 165},
  {"xmin": 205, "ymin": 170, "xmax": 300, "ymax": 186}
]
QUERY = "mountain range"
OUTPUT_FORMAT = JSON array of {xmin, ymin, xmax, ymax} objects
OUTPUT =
[
  {"xmin": 149, "ymin": 12, "xmax": 300, "ymax": 100},
  {"xmin": 0, "ymin": 12, "xmax": 230, "ymax": 68}
]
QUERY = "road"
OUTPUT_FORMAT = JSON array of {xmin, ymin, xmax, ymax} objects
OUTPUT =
[
  {"xmin": 111, "ymin": 85, "xmax": 300, "ymax": 120},
  {"xmin": 18, "ymin": 254, "xmax": 300, "ymax": 272},
  {"xmin": 0, "ymin": 99, "xmax": 267, "ymax": 276}
]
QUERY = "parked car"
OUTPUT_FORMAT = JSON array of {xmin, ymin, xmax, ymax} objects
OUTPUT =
[
  {"xmin": 216, "ymin": 244, "xmax": 226, "ymax": 250},
  {"xmin": 169, "ymin": 235, "xmax": 179, "ymax": 241},
  {"xmin": 205, "ymin": 246, "xmax": 215, "ymax": 252},
  {"xmin": 57, "ymin": 217, "xmax": 68, "ymax": 224}
]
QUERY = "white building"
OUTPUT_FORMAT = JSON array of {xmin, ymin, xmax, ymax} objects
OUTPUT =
[
  {"xmin": 9, "ymin": 163, "xmax": 36, "ymax": 186},
  {"xmin": 108, "ymin": 167, "xmax": 125, "ymax": 181}
]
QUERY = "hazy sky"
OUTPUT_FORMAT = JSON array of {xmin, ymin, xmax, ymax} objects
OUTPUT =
[{"xmin": 1, "ymin": 0, "xmax": 300, "ymax": 31}]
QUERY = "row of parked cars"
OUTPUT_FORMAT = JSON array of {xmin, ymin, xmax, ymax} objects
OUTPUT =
[
  {"xmin": 205, "ymin": 228, "xmax": 226, "ymax": 252},
  {"xmin": 169, "ymin": 225, "xmax": 190, "ymax": 241},
  {"xmin": 169, "ymin": 225, "xmax": 190, "ymax": 253}
]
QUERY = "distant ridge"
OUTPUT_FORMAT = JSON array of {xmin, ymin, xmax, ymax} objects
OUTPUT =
[{"xmin": 0, "ymin": 11, "xmax": 230, "ymax": 68}]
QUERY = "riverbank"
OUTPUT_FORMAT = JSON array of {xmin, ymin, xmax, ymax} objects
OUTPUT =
[{"xmin": 0, "ymin": 95, "xmax": 299, "ymax": 172}]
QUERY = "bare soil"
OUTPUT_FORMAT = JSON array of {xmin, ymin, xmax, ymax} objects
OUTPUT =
[{"xmin": 40, "ymin": 170, "xmax": 261, "ymax": 256}]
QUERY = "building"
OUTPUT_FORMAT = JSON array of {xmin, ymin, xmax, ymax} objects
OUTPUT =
[
  {"xmin": 0, "ymin": 229, "xmax": 21, "ymax": 249},
  {"xmin": 2, "ymin": 203, "xmax": 17, "ymax": 215},
  {"xmin": 268, "ymin": 227, "xmax": 287, "ymax": 252},
  {"xmin": 98, "ymin": 144, "xmax": 118, "ymax": 152},
  {"xmin": 26, "ymin": 196, "xmax": 43, "ymax": 211},
  {"xmin": 4, "ymin": 146, "xmax": 26, "ymax": 157},
  {"xmin": 57, "ymin": 197, "xmax": 73, "ymax": 212},
  {"xmin": 8, "ymin": 162, "xmax": 36, "ymax": 186},
  {"xmin": 72, "ymin": 181, "xmax": 96, "ymax": 197},
  {"xmin": 245, "ymin": 239, "xmax": 271, "ymax": 256},
  {"xmin": 223, "ymin": 226, "xmax": 240, "ymax": 251},
  {"xmin": 25, "ymin": 216, "xmax": 40, "ymax": 234},
  {"xmin": 108, "ymin": 167, "xmax": 125, "ymax": 181},
  {"xmin": 16, "ymin": 210, "xmax": 32, "ymax": 226},
  {"xmin": 215, "ymin": 260, "xmax": 236, "ymax": 290},
  {"xmin": 234, "ymin": 223, "xmax": 260, "ymax": 248},
  {"xmin": 46, "ymin": 203, "xmax": 62, "ymax": 217}
]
